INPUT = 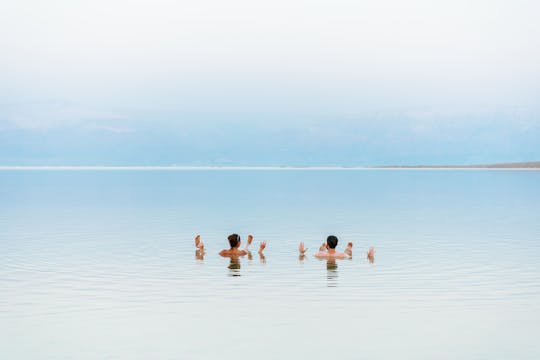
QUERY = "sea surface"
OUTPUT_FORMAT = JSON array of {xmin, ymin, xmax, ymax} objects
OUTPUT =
[{"xmin": 1, "ymin": 169, "xmax": 540, "ymax": 359}]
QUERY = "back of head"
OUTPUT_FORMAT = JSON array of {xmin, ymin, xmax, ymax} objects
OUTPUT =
[
  {"xmin": 228, "ymin": 233, "xmax": 240, "ymax": 248},
  {"xmin": 327, "ymin": 235, "xmax": 338, "ymax": 249}
]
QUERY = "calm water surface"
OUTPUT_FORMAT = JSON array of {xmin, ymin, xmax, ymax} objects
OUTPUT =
[{"xmin": 1, "ymin": 170, "xmax": 540, "ymax": 359}]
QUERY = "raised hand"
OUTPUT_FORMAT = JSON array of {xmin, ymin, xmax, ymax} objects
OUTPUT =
[
  {"xmin": 319, "ymin": 242, "xmax": 328, "ymax": 252},
  {"xmin": 367, "ymin": 247, "xmax": 375, "ymax": 259},
  {"xmin": 299, "ymin": 242, "xmax": 308, "ymax": 255},
  {"xmin": 195, "ymin": 235, "xmax": 205, "ymax": 260},
  {"xmin": 258, "ymin": 240, "xmax": 267, "ymax": 254},
  {"xmin": 195, "ymin": 248, "xmax": 205, "ymax": 261},
  {"xmin": 246, "ymin": 234, "xmax": 254, "ymax": 248},
  {"xmin": 345, "ymin": 242, "xmax": 353, "ymax": 256}
]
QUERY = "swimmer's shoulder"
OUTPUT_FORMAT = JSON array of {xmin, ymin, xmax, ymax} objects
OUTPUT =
[
  {"xmin": 220, "ymin": 249, "xmax": 248, "ymax": 257},
  {"xmin": 314, "ymin": 251, "xmax": 329, "ymax": 258},
  {"xmin": 314, "ymin": 251, "xmax": 349, "ymax": 259}
]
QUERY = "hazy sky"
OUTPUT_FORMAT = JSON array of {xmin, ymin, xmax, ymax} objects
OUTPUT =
[{"xmin": 1, "ymin": 0, "xmax": 539, "ymax": 165}]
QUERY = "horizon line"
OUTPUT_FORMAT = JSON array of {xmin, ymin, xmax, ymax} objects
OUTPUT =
[{"xmin": 1, "ymin": 166, "xmax": 539, "ymax": 171}]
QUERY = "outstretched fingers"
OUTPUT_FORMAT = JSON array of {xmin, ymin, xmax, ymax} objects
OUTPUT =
[{"xmin": 258, "ymin": 240, "xmax": 267, "ymax": 253}]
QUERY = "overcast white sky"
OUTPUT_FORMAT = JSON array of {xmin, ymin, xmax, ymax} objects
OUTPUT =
[{"xmin": 0, "ymin": 0, "xmax": 539, "ymax": 164}]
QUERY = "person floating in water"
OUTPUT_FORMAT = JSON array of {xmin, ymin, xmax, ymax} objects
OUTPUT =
[
  {"xmin": 298, "ymin": 235, "xmax": 353, "ymax": 258},
  {"xmin": 194, "ymin": 233, "xmax": 266, "ymax": 257},
  {"xmin": 195, "ymin": 233, "xmax": 267, "ymax": 275},
  {"xmin": 219, "ymin": 233, "xmax": 266, "ymax": 257}
]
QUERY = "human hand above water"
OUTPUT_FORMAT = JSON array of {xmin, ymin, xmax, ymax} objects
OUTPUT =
[
  {"xmin": 258, "ymin": 240, "xmax": 267, "ymax": 254},
  {"xmin": 246, "ymin": 234, "xmax": 254, "ymax": 248},
  {"xmin": 345, "ymin": 242, "xmax": 353, "ymax": 256},
  {"xmin": 299, "ymin": 242, "xmax": 308, "ymax": 255}
]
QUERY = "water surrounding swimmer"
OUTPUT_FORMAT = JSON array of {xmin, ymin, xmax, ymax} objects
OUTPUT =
[{"xmin": 1, "ymin": 169, "xmax": 540, "ymax": 359}]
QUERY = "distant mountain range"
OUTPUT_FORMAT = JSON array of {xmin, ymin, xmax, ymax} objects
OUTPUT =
[{"xmin": 381, "ymin": 161, "xmax": 540, "ymax": 168}]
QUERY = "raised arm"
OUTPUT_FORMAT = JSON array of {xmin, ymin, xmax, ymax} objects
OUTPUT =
[
  {"xmin": 245, "ymin": 234, "xmax": 254, "ymax": 250},
  {"xmin": 258, "ymin": 240, "xmax": 266, "ymax": 254},
  {"xmin": 195, "ymin": 234, "xmax": 206, "ymax": 260},
  {"xmin": 367, "ymin": 247, "xmax": 375, "ymax": 263},
  {"xmin": 299, "ymin": 242, "xmax": 308, "ymax": 255},
  {"xmin": 195, "ymin": 234, "xmax": 205, "ymax": 251},
  {"xmin": 344, "ymin": 242, "xmax": 353, "ymax": 257}
]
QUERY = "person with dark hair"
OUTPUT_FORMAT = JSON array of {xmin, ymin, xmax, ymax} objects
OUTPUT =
[
  {"xmin": 299, "ymin": 235, "xmax": 353, "ymax": 259},
  {"xmin": 194, "ymin": 233, "xmax": 266, "ymax": 257}
]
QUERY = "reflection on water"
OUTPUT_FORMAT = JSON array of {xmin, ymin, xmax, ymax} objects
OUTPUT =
[
  {"xmin": 1, "ymin": 170, "xmax": 540, "ymax": 360},
  {"xmin": 227, "ymin": 256, "xmax": 241, "ymax": 276},
  {"xmin": 326, "ymin": 258, "xmax": 339, "ymax": 287},
  {"xmin": 223, "ymin": 252, "xmax": 265, "ymax": 276}
]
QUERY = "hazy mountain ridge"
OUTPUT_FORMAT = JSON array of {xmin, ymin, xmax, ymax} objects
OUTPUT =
[
  {"xmin": 1, "ymin": 113, "xmax": 539, "ymax": 166},
  {"xmin": 382, "ymin": 161, "xmax": 540, "ymax": 168}
]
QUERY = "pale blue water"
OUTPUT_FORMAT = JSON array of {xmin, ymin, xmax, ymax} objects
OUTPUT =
[{"xmin": 1, "ymin": 169, "xmax": 540, "ymax": 359}]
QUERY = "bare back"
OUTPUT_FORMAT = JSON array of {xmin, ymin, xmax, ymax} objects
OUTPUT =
[
  {"xmin": 314, "ymin": 251, "xmax": 350, "ymax": 259},
  {"xmin": 219, "ymin": 248, "xmax": 248, "ymax": 257}
]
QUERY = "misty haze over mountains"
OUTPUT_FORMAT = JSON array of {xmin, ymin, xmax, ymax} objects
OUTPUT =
[
  {"xmin": 1, "ymin": 104, "xmax": 538, "ymax": 166},
  {"xmin": 2, "ymin": 1, "xmax": 539, "ymax": 166}
]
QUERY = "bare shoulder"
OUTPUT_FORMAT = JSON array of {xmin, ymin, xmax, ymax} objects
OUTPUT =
[
  {"xmin": 315, "ymin": 251, "xmax": 349, "ymax": 259},
  {"xmin": 219, "ymin": 249, "xmax": 231, "ymax": 256},
  {"xmin": 314, "ymin": 251, "xmax": 329, "ymax": 258}
]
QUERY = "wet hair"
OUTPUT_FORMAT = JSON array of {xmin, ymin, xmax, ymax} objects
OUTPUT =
[
  {"xmin": 327, "ymin": 235, "xmax": 338, "ymax": 249},
  {"xmin": 228, "ymin": 233, "xmax": 241, "ymax": 248}
]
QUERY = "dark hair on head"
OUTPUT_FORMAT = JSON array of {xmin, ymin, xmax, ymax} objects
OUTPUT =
[
  {"xmin": 228, "ymin": 233, "xmax": 241, "ymax": 248},
  {"xmin": 327, "ymin": 235, "xmax": 338, "ymax": 249}
]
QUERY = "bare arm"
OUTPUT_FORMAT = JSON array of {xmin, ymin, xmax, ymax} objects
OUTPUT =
[
  {"xmin": 195, "ymin": 234, "xmax": 205, "ymax": 253},
  {"xmin": 219, "ymin": 249, "xmax": 229, "ymax": 256},
  {"xmin": 258, "ymin": 241, "xmax": 266, "ymax": 254},
  {"xmin": 299, "ymin": 242, "xmax": 308, "ymax": 255},
  {"xmin": 245, "ymin": 234, "xmax": 254, "ymax": 250},
  {"xmin": 367, "ymin": 247, "xmax": 375, "ymax": 263},
  {"xmin": 344, "ymin": 242, "xmax": 353, "ymax": 257},
  {"xmin": 195, "ymin": 235, "xmax": 206, "ymax": 260}
]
